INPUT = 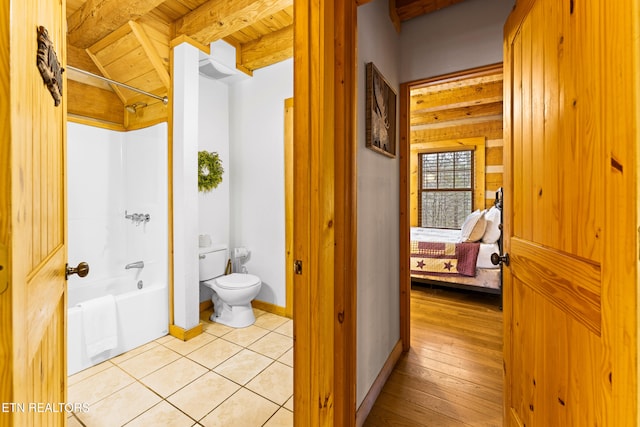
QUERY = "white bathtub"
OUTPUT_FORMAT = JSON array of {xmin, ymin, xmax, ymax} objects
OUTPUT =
[{"xmin": 67, "ymin": 277, "xmax": 168, "ymax": 375}]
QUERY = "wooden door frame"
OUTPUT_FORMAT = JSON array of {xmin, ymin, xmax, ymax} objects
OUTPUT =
[
  {"xmin": 284, "ymin": 97, "xmax": 293, "ymax": 318},
  {"xmin": 399, "ymin": 63, "xmax": 504, "ymax": 350},
  {"xmin": 293, "ymin": 0, "xmax": 357, "ymax": 425}
]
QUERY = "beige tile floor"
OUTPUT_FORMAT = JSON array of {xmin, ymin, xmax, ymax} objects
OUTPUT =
[{"xmin": 67, "ymin": 308, "xmax": 293, "ymax": 427}]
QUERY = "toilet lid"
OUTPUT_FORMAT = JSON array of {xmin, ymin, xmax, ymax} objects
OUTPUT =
[{"xmin": 215, "ymin": 273, "xmax": 260, "ymax": 290}]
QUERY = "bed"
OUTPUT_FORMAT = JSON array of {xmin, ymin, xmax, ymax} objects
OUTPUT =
[{"xmin": 410, "ymin": 188, "xmax": 503, "ymax": 296}]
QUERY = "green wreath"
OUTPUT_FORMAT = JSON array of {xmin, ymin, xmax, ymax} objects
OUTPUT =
[{"xmin": 198, "ymin": 151, "xmax": 224, "ymax": 192}]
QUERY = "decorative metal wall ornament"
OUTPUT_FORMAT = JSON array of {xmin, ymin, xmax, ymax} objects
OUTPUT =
[{"xmin": 36, "ymin": 26, "xmax": 64, "ymax": 106}]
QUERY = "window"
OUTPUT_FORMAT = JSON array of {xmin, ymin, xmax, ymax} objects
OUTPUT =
[{"xmin": 419, "ymin": 150, "xmax": 473, "ymax": 229}]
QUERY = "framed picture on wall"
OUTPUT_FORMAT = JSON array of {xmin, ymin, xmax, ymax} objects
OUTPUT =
[{"xmin": 365, "ymin": 62, "xmax": 397, "ymax": 158}]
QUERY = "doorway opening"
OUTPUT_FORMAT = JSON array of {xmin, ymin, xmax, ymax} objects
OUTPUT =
[{"xmin": 396, "ymin": 63, "xmax": 504, "ymax": 424}]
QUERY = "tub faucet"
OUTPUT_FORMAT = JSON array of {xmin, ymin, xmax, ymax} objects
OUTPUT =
[{"xmin": 125, "ymin": 261, "xmax": 144, "ymax": 270}]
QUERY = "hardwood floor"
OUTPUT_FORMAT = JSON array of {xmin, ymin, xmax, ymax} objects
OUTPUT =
[{"xmin": 364, "ymin": 284, "xmax": 503, "ymax": 427}]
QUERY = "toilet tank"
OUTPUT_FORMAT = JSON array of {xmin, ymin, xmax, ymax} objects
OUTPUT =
[{"xmin": 199, "ymin": 244, "xmax": 228, "ymax": 281}]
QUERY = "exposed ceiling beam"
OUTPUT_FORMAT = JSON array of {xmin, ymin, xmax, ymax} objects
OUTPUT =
[
  {"xmin": 411, "ymin": 119, "xmax": 503, "ymax": 143},
  {"xmin": 411, "ymin": 114, "xmax": 503, "ymax": 132},
  {"xmin": 389, "ymin": 0, "xmax": 401, "ymax": 32},
  {"xmin": 174, "ymin": 0, "xmax": 293, "ymax": 46},
  {"xmin": 67, "ymin": 0, "xmax": 166, "ymax": 49},
  {"xmin": 410, "ymin": 101, "xmax": 503, "ymax": 127},
  {"xmin": 411, "ymin": 80, "xmax": 503, "ymax": 112},
  {"xmin": 129, "ymin": 21, "xmax": 171, "ymax": 89},
  {"xmin": 67, "ymin": 80, "xmax": 124, "ymax": 125},
  {"xmin": 239, "ymin": 24, "xmax": 293, "ymax": 71},
  {"xmin": 395, "ymin": 0, "xmax": 468, "ymax": 21},
  {"xmin": 67, "ymin": 44, "xmax": 103, "ymax": 75}
]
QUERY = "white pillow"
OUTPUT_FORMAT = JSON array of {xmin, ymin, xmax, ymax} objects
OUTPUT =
[
  {"xmin": 459, "ymin": 210, "xmax": 486, "ymax": 242},
  {"xmin": 482, "ymin": 206, "xmax": 501, "ymax": 244}
]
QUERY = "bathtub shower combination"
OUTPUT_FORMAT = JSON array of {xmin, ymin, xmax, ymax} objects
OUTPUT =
[{"xmin": 67, "ymin": 122, "xmax": 169, "ymax": 375}]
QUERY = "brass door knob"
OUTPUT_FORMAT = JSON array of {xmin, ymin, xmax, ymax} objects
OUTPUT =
[{"xmin": 66, "ymin": 262, "xmax": 89, "ymax": 280}]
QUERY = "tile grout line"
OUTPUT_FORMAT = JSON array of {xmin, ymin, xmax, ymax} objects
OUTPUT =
[{"xmin": 69, "ymin": 313, "xmax": 293, "ymax": 426}]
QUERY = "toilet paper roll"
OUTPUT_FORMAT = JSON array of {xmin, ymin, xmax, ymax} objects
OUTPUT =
[
  {"xmin": 233, "ymin": 247, "xmax": 249, "ymax": 259},
  {"xmin": 199, "ymin": 234, "xmax": 212, "ymax": 248}
]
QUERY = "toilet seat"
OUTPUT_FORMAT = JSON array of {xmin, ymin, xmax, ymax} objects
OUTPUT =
[{"xmin": 215, "ymin": 273, "xmax": 260, "ymax": 290}]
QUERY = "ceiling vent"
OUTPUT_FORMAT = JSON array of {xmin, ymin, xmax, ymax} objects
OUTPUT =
[{"xmin": 198, "ymin": 40, "xmax": 249, "ymax": 84}]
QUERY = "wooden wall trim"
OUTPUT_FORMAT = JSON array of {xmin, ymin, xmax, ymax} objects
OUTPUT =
[
  {"xmin": 399, "ymin": 82, "xmax": 411, "ymax": 351},
  {"xmin": 293, "ymin": 0, "xmax": 357, "ymax": 425},
  {"xmin": 201, "ymin": 298, "xmax": 289, "ymax": 319},
  {"xmin": 333, "ymin": 2, "xmax": 358, "ymax": 424},
  {"xmin": 168, "ymin": 323, "xmax": 202, "ymax": 341},
  {"xmin": 199, "ymin": 300, "xmax": 212, "ymax": 313},
  {"xmin": 284, "ymin": 98, "xmax": 294, "ymax": 319},
  {"xmin": 169, "ymin": 34, "xmax": 210, "ymax": 53},
  {"xmin": 67, "ymin": 114, "xmax": 126, "ymax": 132},
  {"xmin": 355, "ymin": 340, "xmax": 403, "ymax": 426},
  {"xmin": 410, "ymin": 62, "xmax": 503, "ymax": 89},
  {"xmin": 167, "ymin": 45, "xmax": 175, "ymax": 329},
  {"xmin": 252, "ymin": 299, "xmax": 288, "ymax": 318}
]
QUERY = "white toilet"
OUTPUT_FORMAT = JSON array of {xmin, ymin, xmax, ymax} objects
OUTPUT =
[{"xmin": 199, "ymin": 245, "xmax": 262, "ymax": 328}]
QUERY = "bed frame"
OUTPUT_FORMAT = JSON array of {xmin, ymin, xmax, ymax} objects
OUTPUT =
[{"xmin": 411, "ymin": 188, "xmax": 504, "ymax": 304}]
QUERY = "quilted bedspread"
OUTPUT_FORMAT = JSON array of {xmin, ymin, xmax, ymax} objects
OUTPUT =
[{"xmin": 410, "ymin": 240, "xmax": 480, "ymax": 277}]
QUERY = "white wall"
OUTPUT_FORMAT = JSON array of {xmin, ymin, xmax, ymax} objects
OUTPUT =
[
  {"xmin": 357, "ymin": 0, "xmax": 401, "ymax": 407},
  {"xmin": 229, "ymin": 58, "xmax": 293, "ymax": 307},
  {"xmin": 67, "ymin": 122, "xmax": 168, "ymax": 289},
  {"xmin": 198, "ymin": 76, "xmax": 230, "ymax": 302},
  {"xmin": 399, "ymin": 0, "xmax": 513, "ymax": 82},
  {"xmin": 198, "ymin": 77, "xmax": 230, "ymax": 245}
]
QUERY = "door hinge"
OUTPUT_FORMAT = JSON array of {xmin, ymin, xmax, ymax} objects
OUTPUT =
[{"xmin": 294, "ymin": 260, "xmax": 303, "ymax": 275}]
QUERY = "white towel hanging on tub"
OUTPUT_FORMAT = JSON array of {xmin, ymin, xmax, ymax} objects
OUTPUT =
[{"xmin": 78, "ymin": 295, "xmax": 118, "ymax": 358}]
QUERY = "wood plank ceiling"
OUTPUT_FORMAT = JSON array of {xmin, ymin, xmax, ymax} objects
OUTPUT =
[
  {"xmin": 66, "ymin": 0, "xmax": 294, "ymax": 128},
  {"xmin": 409, "ymin": 67, "xmax": 504, "ymax": 211},
  {"xmin": 66, "ymin": 0, "xmax": 468, "ymax": 129},
  {"xmin": 410, "ymin": 72, "xmax": 503, "ymax": 143}
]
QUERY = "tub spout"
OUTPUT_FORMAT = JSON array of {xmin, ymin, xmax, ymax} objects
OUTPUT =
[{"xmin": 125, "ymin": 261, "xmax": 144, "ymax": 270}]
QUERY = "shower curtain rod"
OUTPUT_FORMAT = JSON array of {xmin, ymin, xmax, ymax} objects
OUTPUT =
[{"xmin": 67, "ymin": 65, "xmax": 169, "ymax": 105}]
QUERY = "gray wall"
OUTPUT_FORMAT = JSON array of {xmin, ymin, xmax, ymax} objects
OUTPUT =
[
  {"xmin": 357, "ymin": 0, "xmax": 401, "ymax": 407},
  {"xmin": 356, "ymin": 0, "xmax": 514, "ymax": 410},
  {"xmin": 399, "ymin": 0, "xmax": 514, "ymax": 82}
]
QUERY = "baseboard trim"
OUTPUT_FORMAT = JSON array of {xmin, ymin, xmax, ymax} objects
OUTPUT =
[
  {"xmin": 199, "ymin": 300, "xmax": 213, "ymax": 312},
  {"xmin": 169, "ymin": 323, "xmax": 203, "ymax": 341},
  {"xmin": 251, "ymin": 299, "xmax": 289, "ymax": 318},
  {"xmin": 355, "ymin": 339, "xmax": 403, "ymax": 426},
  {"xmin": 200, "ymin": 298, "xmax": 289, "ymax": 319}
]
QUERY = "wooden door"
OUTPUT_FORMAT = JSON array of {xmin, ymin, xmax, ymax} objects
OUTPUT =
[
  {"xmin": 503, "ymin": 0, "xmax": 637, "ymax": 426},
  {"xmin": 0, "ymin": 1, "xmax": 68, "ymax": 425}
]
